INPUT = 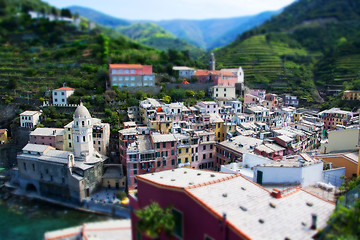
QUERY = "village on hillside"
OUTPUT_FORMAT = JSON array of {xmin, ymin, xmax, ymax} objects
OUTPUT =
[{"xmin": 1, "ymin": 51, "xmax": 359, "ymax": 239}]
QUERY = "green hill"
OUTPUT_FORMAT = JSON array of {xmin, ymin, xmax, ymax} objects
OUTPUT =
[
  {"xmin": 215, "ymin": 0, "xmax": 360, "ymax": 101},
  {"xmin": 0, "ymin": 0, "xmax": 201, "ymax": 106},
  {"xmin": 116, "ymin": 23, "xmax": 204, "ymax": 58},
  {"xmin": 68, "ymin": 5, "xmax": 130, "ymax": 27}
]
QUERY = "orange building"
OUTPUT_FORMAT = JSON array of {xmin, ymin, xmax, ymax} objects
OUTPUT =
[{"xmin": 314, "ymin": 151, "xmax": 359, "ymax": 178}]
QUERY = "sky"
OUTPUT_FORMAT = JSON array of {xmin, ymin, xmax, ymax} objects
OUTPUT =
[{"xmin": 42, "ymin": 0, "xmax": 296, "ymax": 21}]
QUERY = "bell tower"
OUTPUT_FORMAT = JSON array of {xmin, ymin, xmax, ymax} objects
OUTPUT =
[
  {"xmin": 72, "ymin": 103, "xmax": 94, "ymax": 160},
  {"xmin": 209, "ymin": 52, "xmax": 216, "ymax": 71}
]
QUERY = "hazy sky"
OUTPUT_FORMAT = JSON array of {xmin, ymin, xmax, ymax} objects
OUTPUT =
[{"xmin": 42, "ymin": 0, "xmax": 296, "ymax": 21}]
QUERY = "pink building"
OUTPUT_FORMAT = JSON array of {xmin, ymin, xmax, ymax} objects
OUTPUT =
[
  {"xmin": 196, "ymin": 101, "xmax": 219, "ymax": 114},
  {"xmin": 130, "ymin": 168, "xmax": 335, "ymax": 240},
  {"xmin": 244, "ymin": 94, "xmax": 260, "ymax": 105},
  {"xmin": 193, "ymin": 70, "xmax": 237, "ymax": 86},
  {"xmin": 29, "ymin": 128, "xmax": 65, "ymax": 150},
  {"xmin": 249, "ymin": 89, "xmax": 266, "ymax": 100},
  {"xmin": 109, "ymin": 64, "xmax": 155, "ymax": 88},
  {"xmin": 254, "ymin": 143, "xmax": 285, "ymax": 161}
]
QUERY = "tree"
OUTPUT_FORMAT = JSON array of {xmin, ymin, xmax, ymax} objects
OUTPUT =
[
  {"xmin": 196, "ymin": 90, "xmax": 205, "ymax": 99},
  {"xmin": 136, "ymin": 202, "xmax": 175, "ymax": 238},
  {"xmin": 60, "ymin": 8, "xmax": 72, "ymax": 18},
  {"xmin": 163, "ymin": 95, "xmax": 171, "ymax": 104}
]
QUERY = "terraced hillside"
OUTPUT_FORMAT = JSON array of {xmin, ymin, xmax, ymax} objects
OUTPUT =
[
  {"xmin": 217, "ymin": 34, "xmax": 316, "ymax": 99},
  {"xmin": 215, "ymin": 0, "xmax": 360, "ymax": 101}
]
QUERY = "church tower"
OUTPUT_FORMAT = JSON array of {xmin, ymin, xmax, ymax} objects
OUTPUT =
[
  {"xmin": 209, "ymin": 52, "xmax": 216, "ymax": 70},
  {"xmin": 72, "ymin": 103, "xmax": 94, "ymax": 160}
]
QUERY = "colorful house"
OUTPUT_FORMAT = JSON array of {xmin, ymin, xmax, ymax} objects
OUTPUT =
[
  {"xmin": 109, "ymin": 64, "xmax": 155, "ymax": 88},
  {"xmin": 130, "ymin": 168, "xmax": 335, "ymax": 240},
  {"xmin": 193, "ymin": 70, "xmax": 237, "ymax": 86},
  {"xmin": 52, "ymin": 87, "xmax": 75, "ymax": 105},
  {"xmin": 0, "ymin": 129, "xmax": 8, "ymax": 144}
]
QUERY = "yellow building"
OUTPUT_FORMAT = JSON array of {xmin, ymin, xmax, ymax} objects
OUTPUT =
[
  {"xmin": 175, "ymin": 134, "xmax": 191, "ymax": 167},
  {"xmin": 0, "ymin": 129, "xmax": 8, "ymax": 144},
  {"xmin": 149, "ymin": 121, "xmax": 171, "ymax": 134},
  {"xmin": 342, "ymin": 90, "xmax": 360, "ymax": 101},
  {"xmin": 293, "ymin": 112, "xmax": 302, "ymax": 122}
]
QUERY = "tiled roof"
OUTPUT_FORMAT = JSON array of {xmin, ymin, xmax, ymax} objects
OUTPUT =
[
  {"xmin": 54, "ymin": 87, "xmax": 75, "ymax": 91},
  {"xmin": 0, "ymin": 129, "xmax": 7, "ymax": 133},
  {"xmin": 109, "ymin": 64, "xmax": 143, "ymax": 68},
  {"xmin": 186, "ymin": 176, "xmax": 335, "ymax": 240},
  {"xmin": 20, "ymin": 111, "xmax": 41, "ymax": 116}
]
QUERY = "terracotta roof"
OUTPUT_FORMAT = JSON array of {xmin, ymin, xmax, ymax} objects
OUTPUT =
[
  {"xmin": 109, "ymin": 64, "xmax": 143, "ymax": 69},
  {"xmin": 0, "ymin": 129, "xmax": 7, "ymax": 133},
  {"xmin": 54, "ymin": 87, "xmax": 75, "ymax": 91},
  {"xmin": 194, "ymin": 70, "xmax": 235, "ymax": 77}
]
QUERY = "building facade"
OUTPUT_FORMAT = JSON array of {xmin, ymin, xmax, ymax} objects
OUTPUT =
[
  {"xmin": 20, "ymin": 111, "xmax": 42, "ymax": 129},
  {"xmin": 109, "ymin": 64, "xmax": 155, "ymax": 88},
  {"xmin": 52, "ymin": 87, "xmax": 75, "ymax": 105}
]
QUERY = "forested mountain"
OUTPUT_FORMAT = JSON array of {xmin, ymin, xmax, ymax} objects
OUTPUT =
[
  {"xmin": 115, "ymin": 23, "xmax": 204, "ymax": 58},
  {"xmin": 69, "ymin": 6, "xmax": 204, "ymax": 56},
  {"xmin": 215, "ymin": 0, "xmax": 360, "ymax": 102},
  {"xmin": 156, "ymin": 11, "xmax": 280, "ymax": 50},
  {"xmin": 67, "ymin": 5, "xmax": 279, "ymax": 50}
]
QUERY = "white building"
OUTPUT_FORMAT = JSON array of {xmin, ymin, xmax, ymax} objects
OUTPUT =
[
  {"xmin": 172, "ymin": 66, "xmax": 196, "ymax": 79},
  {"xmin": 52, "ymin": 87, "xmax": 75, "ymax": 105},
  {"xmin": 209, "ymin": 85, "xmax": 236, "ymax": 100},
  {"xmin": 221, "ymin": 67, "xmax": 244, "ymax": 84},
  {"xmin": 20, "ymin": 110, "xmax": 42, "ymax": 129},
  {"xmin": 253, "ymin": 154, "xmax": 324, "ymax": 187},
  {"xmin": 224, "ymin": 100, "xmax": 242, "ymax": 113}
]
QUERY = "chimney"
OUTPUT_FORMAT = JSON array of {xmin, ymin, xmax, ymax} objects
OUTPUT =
[
  {"xmin": 271, "ymin": 188, "xmax": 282, "ymax": 199},
  {"xmin": 311, "ymin": 214, "xmax": 317, "ymax": 230}
]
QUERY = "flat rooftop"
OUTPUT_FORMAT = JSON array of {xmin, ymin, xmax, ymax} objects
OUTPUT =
[{"xmin": 138, "ymin": 168, "xmax": 231, "ymax": 188}]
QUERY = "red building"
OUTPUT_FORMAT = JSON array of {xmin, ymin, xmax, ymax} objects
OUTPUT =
[
  {"xmin": 194, "ymin": 70, "xmax": 237, "ymax": 87},
  {"xmin": 109, "ymin": 64, "xmax": 155, "ymax": 88},
  {"xmin": 130, "ymin": 168, "xmax": 335, "ymax": 240}
]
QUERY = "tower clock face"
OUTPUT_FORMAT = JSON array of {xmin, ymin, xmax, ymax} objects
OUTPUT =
[{"xmin": 81, "ymin": 130, "xmax": 86, "ymax": 135}]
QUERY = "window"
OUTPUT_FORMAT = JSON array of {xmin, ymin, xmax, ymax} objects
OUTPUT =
[
  {"xmin": 192, "ymin": 156, "xmax": 194, "ymax": 162},
  {"xmin": 23, "ymin": 162, "xmax": 26, "ymax": 171},
  {"xmin": 93, "ymin": 141, "xmax": 96, "ymax": 144},
  {"xmin": 98, "ymin": 141, "xmax": 100, "ymax": 144},
  {"xmin": 133, "ymin": 164, "xmax": 137, "ymax": 169},
  {"xmin": 54, "ymin": 92, "xmax": 57, "ymax": 95},
  {"xmin": 178, "ymin": 158, "xmax": 181, "ymax": 164},
  {"xmin": 171, "ymin": 159, "xmax": 175, "ymax": 166},
  {"xmin": 62, "ymin": 99, "xmax": 65, "ymax": 102},
  {"xmin": 186, "ymin": 148, "xmax": 189, "ymax": 153},
  {"xmin": 163, "ymin": 160, "xmax": 166, "ymax": 167},
  {"xmin": 203, "ymin": 146, "xmax": 206, "ymax": 150},
  {"xmin": 83, "ymin": 136, "xmax": 86, "ymax": 142},
  {"xmin": 210, "ymin": 145, "xmax": 213, "ymax": 149},
  {"xmin": 171, "ymin": 141, "xmax": 174, "ymax": 147},
  {"xmin": 157, "ymin": 143, "xmax": 160, "ymax": 149},
  {"xmin": 203, "ymin": 154, "xmax": 206, "ymax": 159},
  {"xmin": 172, "ymin": 209, "xmax": 183, "ymax": 239},
  {"xmin": 68, "ymin": 134, "xmax": 71, "ymax": 139},
  {"xmin": 179, "ymin": 149, "xmax": 182, "ymax": 154},
  {"xmin": 69, "ymin": 143, "xmax": 71, "ymax": 148},
  {"xmin": 61, "ymin": 92, "xmax": 65, "ymax": 95},
  {"xmin": 134, "ymin": 170, "xmax": 137, "ymax": 175},
  {"xmin": 171, "ymin": 150, "xmax": 175, "ymax": 156},
  {"xmin": 77, "ymin": 136, "xmax": 79, "ymax": 142},
  {"xmin": 131, "ymin": 70, "xmax": 135, "ymax": 74},
  {"xmin": 185, "ymin": 157, "xmax": 188, "ymax": 163},
  {"xmin": 163, "ymin": 142, "xmax": 166, "ymax": 148},
  {"xmin": 196, "ymin": 156, "xmax": 198, "ymax": 161},
  {"xmin": 210, "ymin": 153, "xmax": 213, "ymax": 158},
  {"xmin": 157, "ymin": 161, "xmax": 161, "ymax": 167},
  {"xmin": 98, "ymin": 147, "xmax": 101, "ymax": 151}
]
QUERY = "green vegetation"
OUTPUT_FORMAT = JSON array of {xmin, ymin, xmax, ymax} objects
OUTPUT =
[
  {"xmin": 135, "ymin": 202, "xmax": 175, "ymax": 238},
  {"xmin": 215, "ymin": 0, "xmax": 360, "ymax": 103},
  {"xmin": 319, "ymin": 177, "xmax": 360, "ymax": 239},
  {"xmin": 115, "ymin": 23, "xmax": 204, "ymax": 58}
]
